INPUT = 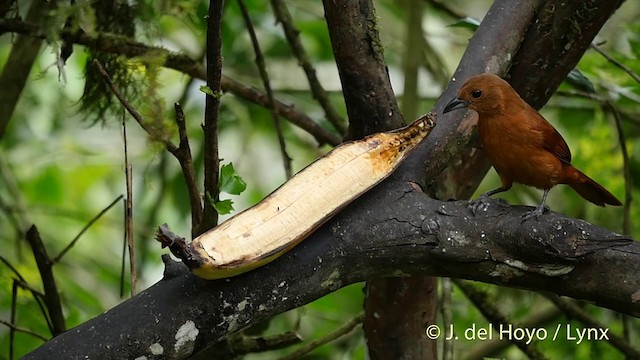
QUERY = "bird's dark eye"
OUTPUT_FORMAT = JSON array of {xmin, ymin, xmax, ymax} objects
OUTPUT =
[{"xmin": 472, "ymin": 89, "xmax": 482, "ymax": 98}]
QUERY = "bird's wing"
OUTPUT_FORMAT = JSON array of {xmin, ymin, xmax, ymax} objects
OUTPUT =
[{"xmin": 535, "ymin": 111, "xmax": 572, "ymax": 163}]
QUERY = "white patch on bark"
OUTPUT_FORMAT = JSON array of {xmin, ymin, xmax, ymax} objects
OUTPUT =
[{"xmin": 174, "ymin": 320, "xmax": 199, "ymax": 354}]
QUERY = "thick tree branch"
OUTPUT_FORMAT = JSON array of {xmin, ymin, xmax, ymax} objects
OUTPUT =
[
  {"xmin": 322, "ymin": 0, "xmax": 404, "ymax": 138},
  {"xmin": 508, "ymin": 0, "xmax": 625, "ymax": 108},
  {"xmin": 24, "ymin": 181, "xmax": 640, "ymax": 359}
]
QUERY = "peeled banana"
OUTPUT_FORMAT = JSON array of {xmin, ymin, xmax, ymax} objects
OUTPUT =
[{"xmin": 158, "ymin": 113, "xmax": 436, "ymax": 279}]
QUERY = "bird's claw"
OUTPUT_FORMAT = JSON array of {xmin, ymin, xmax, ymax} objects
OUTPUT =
[
  {"xmin": 521, "ymin": 205, "xmax": 548, "ymax": 223},
  {"xmin": 468, "ymin": 194, "xmax": 492, "ymax": 215}
]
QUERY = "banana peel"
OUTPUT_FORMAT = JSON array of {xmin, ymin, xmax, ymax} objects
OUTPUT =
[{"xmin": 157, "ymin": 113, "xmax": 436, "ymax": 279}]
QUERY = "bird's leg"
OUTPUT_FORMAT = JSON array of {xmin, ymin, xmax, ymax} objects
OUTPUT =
[
  {"xmin": 521, "ymin": 188, "xmax": 550, "ymax": 222},
  {"xmin": 469, "ymin": 186, "xmax": 510, "ymax": 215}
]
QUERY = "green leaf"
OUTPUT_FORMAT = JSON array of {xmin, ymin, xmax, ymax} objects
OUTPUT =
[
  {"xmin": 199, "ymin": 85, "xmax": 223, "ymax": 99},
  {"xmin": 448, "ymin": 17, "xmax": 480, "ymax": 31},
  {"xmin": 199, "ymin": 85, "xmax": 215, "ymax": 96},
  {"xmin": 219, "ymin": 163, "xmax": 247, "ymax": 195},
  {"xmin": 213, "ymin": 199, "xmax": 234, "ymax": 215},
  {"xmin": 566, "ymin": 68, "xmax": 595, "ymax": 93}
]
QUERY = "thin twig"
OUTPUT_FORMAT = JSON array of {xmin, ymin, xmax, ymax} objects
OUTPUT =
[
  {"xmin": 120, "ymin": 197, "xmax": 127, "ymax": 298},
  {"xmin": 223, "ymin": 76, "xmax": 341, "ymax": 145},
  {"xmin": 122, "ymin": 113, "xmax": 137, "ymax": 296},
  {"xmin": 270, "ymin": 0, "xmax": 347, "ymax": 135},
  {"xmin": 238, "ymin": 0, "xmax": 292, "ymax": 178},
  {"xmin": 617, "ymin": 109, "xmax": 640, "ymax": 126},
  {"xmin": 170, "ymin": 103, "xmax": 203, "ymax": 236},
  {"xmin": 555, "ymin": 89, "xmax": 640, "ymax": 126},
  {"xmin": 25, "ymin": 225, "xmax": 66, "ymax": 336},
  {"xmin": 10, "ymin": 280, "xmax": 17, "ymax": 359},
  {"xmin": 14, "ymin": 279, "xmax": 45, "ymax": 299},
  {"xmin": 232, "ymin": 331, "xmax": 303, "ymax": 355},
  {"xmin": 0, "ymin": 319, "xmax": 48, "ymax": 342},
  {"xmin": 604, "ymin": 103, "xmax": 632, "ymax": 234},
  {"xmin": 0, "ymin": 258, "xmax": 52, "ymax": 332},
  {"xmin": 15, "ymin": 279, "xmax": 54, "ymax": 334},
  {"xmin": 420, "ymin": 35, "xmax": 450, "ymax": 87},
  {"xmin": 53, "ymin": 195, "xmax": 124, "ymax": 263},
  {"xmin": 590, "ymin": 43, "xmax": 640, "ymax": 85},
  {"xmin": 278, "ymin": 312, "xmax": 364, "ymax": 360},
  {"xmin": 9, "ymin": 277, "xmax": 53, "ymax": 355},
  {"xmin": 0, "ymin": 256, "xmax": 25, "ymax": 284},
  {"xmin": 454, "ymin": 280, "xmax": 548, "ymax": 360},
  {"xmin": 555, "ymin": 89, "xmax": 606, "ymax": 102},
  {"xmin": 544, "ymin": 295, "xmax": 640, "ymax": 358},
  {"xmin": 91, "ymin": 59, "xmax": 178, "ymax": 152},
  {"xmin": 195, "ymin": 0, "xmax": 225, "ymax": 236}
]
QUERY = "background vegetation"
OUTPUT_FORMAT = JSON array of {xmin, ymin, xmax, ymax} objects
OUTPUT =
[{"xmin": 1, "ymin": 0, "xmax": 639, "ymax": 358}]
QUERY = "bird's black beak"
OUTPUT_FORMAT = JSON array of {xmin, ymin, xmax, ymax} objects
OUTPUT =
[{"xmin": 443, "ymin": 97, "xmax": 470, "ymax": 113}]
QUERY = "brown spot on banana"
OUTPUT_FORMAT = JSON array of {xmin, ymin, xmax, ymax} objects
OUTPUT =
[{"xmin": 163, "ymin": 113, "xmax": 437, "ymax": 279}]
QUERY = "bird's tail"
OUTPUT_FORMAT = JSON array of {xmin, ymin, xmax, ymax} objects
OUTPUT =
[{"xmin": 565, "ymin": 166, "xmax": 621, "ymax": 207}]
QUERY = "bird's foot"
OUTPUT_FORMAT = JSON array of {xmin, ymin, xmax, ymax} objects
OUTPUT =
[
  {"xmin": 468, "ymin": 194, "xmax": 492, "ymax": 215},
  {"xmin": 521, "ymin": 204, "xmax": 548, "ymax": 223}
]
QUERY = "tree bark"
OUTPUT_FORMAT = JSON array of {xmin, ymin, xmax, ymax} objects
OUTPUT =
[
  {"xmin": 24, "ymin": 180, "xmax": 639, "ymax": 359},
  {"xmin": 323, "ymin": 1, "xmax": 437, "ymax": 358},
  {"xmin": 508, "ymin": 0, "xmax": 625, "ymax": 108},
  {"xmin": 364, "ymin": 277, "xmax": 438, "ymax": 360},
  {"xmin": 323, "ymin": 0, "xmax": 404, "ymax": 139}
]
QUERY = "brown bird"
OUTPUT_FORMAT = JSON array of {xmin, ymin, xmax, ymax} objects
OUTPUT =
[{"xmin": 443, "ymin": 73, "xmax": 621, "ymax": 220}]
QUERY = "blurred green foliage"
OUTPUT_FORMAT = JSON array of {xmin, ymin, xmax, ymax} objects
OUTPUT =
[{"xmin": 0, "ymin": 0, "xmax": 639, "ymax": 359}]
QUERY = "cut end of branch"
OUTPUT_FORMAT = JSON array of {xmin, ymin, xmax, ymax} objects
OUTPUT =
[
  {"xmin": 156, "ymin": 224, "xmax": 187, "ymax": 250},
  {"xmin": 155, "ymin": 224, "xmax": 217, "ymax": 279}
]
